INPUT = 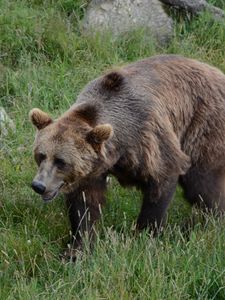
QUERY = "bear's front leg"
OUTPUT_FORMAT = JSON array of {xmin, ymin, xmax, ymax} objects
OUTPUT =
[
  {"xmin": 137, "ymin": 176, "xmax": 178, "ymax": 234},
  {"xmin": 63, "ymin": 175, "xmax": 107, "ymax": 261}
]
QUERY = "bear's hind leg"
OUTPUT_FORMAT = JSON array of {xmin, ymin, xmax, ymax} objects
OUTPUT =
[
  {"xmin": 179, "ymin": 167, "xmax": 225, "ymax": 214},
  {"xmin": 63, "ymin": 175, "xmax": 107, "ymax": 260},
  {"xmin": 137, "ymin": 176, "xmax": 178, "ymax": 234}
]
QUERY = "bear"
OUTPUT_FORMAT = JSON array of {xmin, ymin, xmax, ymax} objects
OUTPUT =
[{"xmin": 29, "ymin": 55, "xmax": 225, "ymax": 257}]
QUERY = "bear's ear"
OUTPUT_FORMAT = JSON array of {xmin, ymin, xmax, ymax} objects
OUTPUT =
[
  {"xmin": 102, "ymin": 71, "xmax": 124, "ymax": 90},
  {"xmin": 29, "ymin": 108, "xmax": 52, "ymax": 130},
  {"xmin": 86, "ymin": 124, "xmax": 113, "ymax": 145}
]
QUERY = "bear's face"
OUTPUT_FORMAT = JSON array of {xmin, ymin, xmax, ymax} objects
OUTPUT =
[{"xmin": 29, "ymin": 108, "xmax": 113, "ymax": 201}]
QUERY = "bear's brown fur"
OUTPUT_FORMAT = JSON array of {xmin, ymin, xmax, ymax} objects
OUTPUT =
[{"xmin": 30, "ymin": 55, "xmax": 225, "ymax": 256}]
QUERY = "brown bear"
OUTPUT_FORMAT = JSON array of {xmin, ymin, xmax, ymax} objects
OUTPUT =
[{"xmin": 29, "ymin": 55, "xmax": 225, "ymax": 256}]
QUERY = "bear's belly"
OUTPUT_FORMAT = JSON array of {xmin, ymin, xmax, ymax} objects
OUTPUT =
[{"xmin": 110, "ymin": 164, "xmax": 145, "ymax": 189}]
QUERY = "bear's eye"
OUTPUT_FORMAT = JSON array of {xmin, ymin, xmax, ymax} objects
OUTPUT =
[
  {"xmin": 35, "ymin": 153, "xmax": 46, "ymax": 165},
  {"xmin": 54, "ymin": 157, "xmax": 66, "ymax": 169}
]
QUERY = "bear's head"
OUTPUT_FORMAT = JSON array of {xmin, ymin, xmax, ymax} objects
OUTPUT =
[{"xmin": 29, "ymin": 105, "xmax": 113, "ymax": 202}]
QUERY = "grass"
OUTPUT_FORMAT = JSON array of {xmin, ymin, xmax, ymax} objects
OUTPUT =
[{"xmin": 0, "ymin": 0, "xmax": 225, "ymax": 299}]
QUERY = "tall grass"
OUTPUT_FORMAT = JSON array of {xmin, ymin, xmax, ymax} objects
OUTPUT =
[{"xmin": 0, "ymin": 1, "xmax": 225, "ymax": 299}]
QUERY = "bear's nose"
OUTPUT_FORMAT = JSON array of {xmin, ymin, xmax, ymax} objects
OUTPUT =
[{"xmin": 31, "ymin": 180, "xmax": 46, "ymax": 195}]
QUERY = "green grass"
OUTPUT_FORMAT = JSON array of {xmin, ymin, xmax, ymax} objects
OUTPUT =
[{"xmin": 0, "ymin": 1, "xmax": 225, "ymax": 299}]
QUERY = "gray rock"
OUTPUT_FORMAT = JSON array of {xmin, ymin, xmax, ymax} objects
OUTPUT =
[
  {"xmin": 83, "ymin": 0, "xmax": 173, "ymax": 45},
  {"xmin": 0, "ymin": 107, "xmax": 15, "ymax": 136},
  {"xmin": 160, "ymin": 0, "xmax": 225, "ymax": 21}
]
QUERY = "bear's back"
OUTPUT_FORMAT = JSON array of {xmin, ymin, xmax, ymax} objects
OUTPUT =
[{"xmin": 76, "ymin": 55, "xmax": 225, "ymax": 169}]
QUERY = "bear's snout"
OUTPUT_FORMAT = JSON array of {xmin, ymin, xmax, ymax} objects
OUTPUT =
[{"xmin": 31, "ymin": 180, "xmax": 46, "ymax": 195}]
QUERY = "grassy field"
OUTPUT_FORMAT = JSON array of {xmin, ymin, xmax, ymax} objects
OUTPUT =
[{"xmin": 0, "ymin": 0, "xmax": 225, "ymax": 299}]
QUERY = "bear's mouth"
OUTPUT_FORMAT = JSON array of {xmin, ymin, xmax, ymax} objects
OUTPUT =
[
  {"xmin": 42, "ymin": 190, "xmax": 59, "ymax": 202},
  {"xmin": 41, "ymin": 183, "xmax": 64, "ymax": 202}
]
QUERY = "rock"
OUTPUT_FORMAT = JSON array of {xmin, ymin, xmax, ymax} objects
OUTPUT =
[
  {"xmin": 83, "ymin": 0, "xmax": 174, "ymax": 45},
  {"xmin": 0, "ymin": 107, "xmax": 15, "ymax": 136},
  {"xmin": 160, "ymin": 0, "xmax": 225, "ymax": 21}
]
